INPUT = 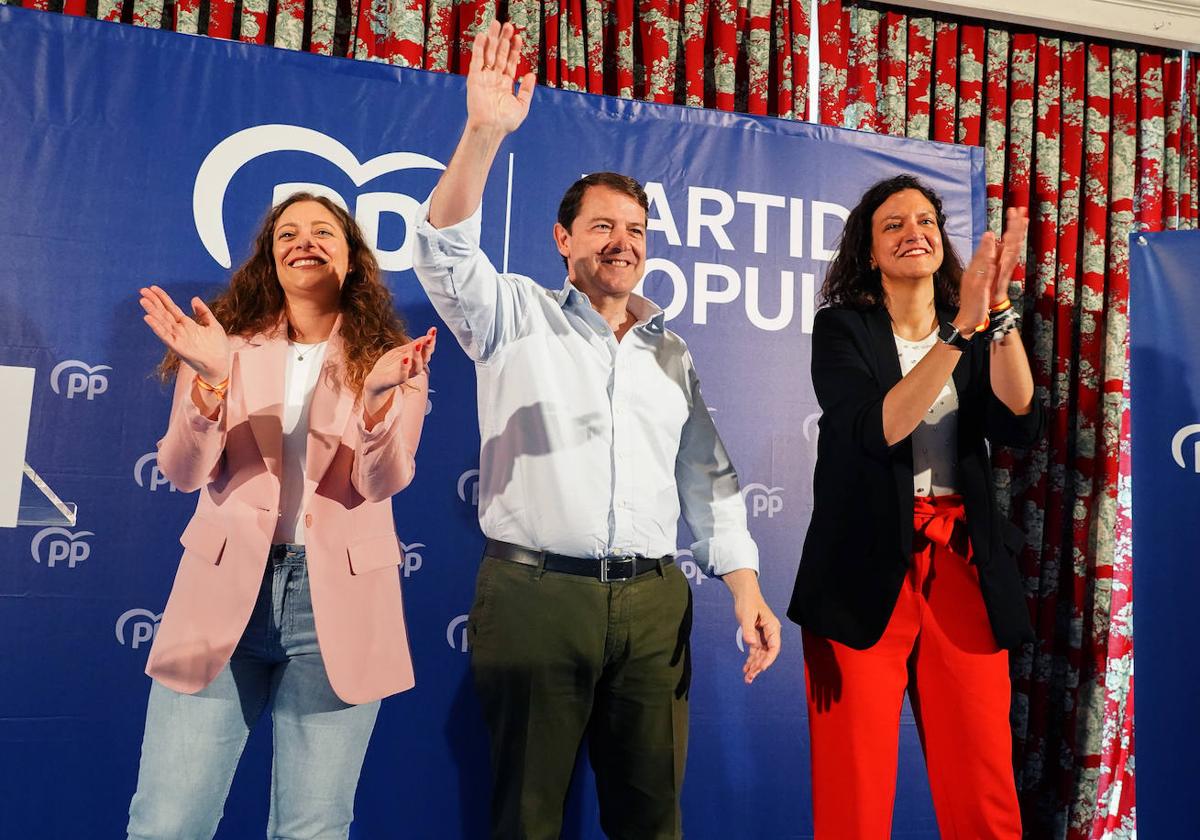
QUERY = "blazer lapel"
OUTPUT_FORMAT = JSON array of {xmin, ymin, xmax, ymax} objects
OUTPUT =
[
  {"xmin": 238, "ymin": 327, "xmax": 287, "ymax": 486},
  {"xmin": 866, "ymin": 305, "xmax": 917, "ymax": 557},
  {"xmin": 304, "ymin": 319, "xmax": 355, "ymax": 490},
  {"xmin": 865, "ymin": 306, "xmax": 904, "ymax": 391}
]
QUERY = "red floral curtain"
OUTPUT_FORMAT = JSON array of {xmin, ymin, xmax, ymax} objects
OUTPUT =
[
  {"xmin": 16, "ymin": 0, "xmax": 811, "ymax": 119},
  {"xmin": 15, "ymin": 0, "xmax": 1200, "ymax": 835}
]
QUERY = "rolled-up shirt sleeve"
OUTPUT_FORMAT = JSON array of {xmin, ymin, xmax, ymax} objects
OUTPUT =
[
  {"xmin": 411, "ymin": 196, "xmax": 527, "ymax": 363},
  {"xmin": 674, "ymin": 354, "xmax": 760, "ymax": 577}
]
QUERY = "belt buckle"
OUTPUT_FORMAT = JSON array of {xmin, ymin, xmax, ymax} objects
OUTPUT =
[{"xmin": 600, "ymin": 554, "xmax": 637, "ymax": 583}]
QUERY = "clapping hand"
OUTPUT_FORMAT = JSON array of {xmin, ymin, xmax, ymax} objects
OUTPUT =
[
  {"xmin": 954, "ymin": 208, "xmax": 1029, "ymax": 333},
  {"xmin": 139, "ymin": 285, "xmax": 230, "ymax": 384},
  {"xmin": 955, "ymin": 232, "xmax": 998, "ymax": 332},
  {"xmin": 992, "ymin": 207, "xmax": 1029, "ymax": 307},
  {"xmin": 362, "ymin": 327, "xmax": 437, "ymax": 421}
]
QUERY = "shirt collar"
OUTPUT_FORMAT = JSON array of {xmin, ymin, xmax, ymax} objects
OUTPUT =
[{"xmin": 555, "ymin": 278, "xmax": 666, "ymax": 333}]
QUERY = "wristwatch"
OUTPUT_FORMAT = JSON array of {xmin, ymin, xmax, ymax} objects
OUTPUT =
[{"xmin": 938, "ymin": 321, "xmax": 974, "ymax": 351}]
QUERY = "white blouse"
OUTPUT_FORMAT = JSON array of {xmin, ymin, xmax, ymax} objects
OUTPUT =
[
  {"xmin": 894, "ymin": 330, "xmax": 959, "ymax": 497},
  {"xmin": 272, "ymin": 339, "xmax": 329, "ymax": 545}
]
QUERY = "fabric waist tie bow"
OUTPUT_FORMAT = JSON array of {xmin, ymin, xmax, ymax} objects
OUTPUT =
[{"xmin": 912, "ymin": 493, "xmax": 971, "ymax": 562}]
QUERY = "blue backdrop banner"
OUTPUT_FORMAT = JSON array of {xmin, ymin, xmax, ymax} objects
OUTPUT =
[
  {"xmin": 1129, "ymin": 228, "xmax": 1200, "ymax": 840},
  {"xmin": 0, "ymin": 6, "xmax": 985, "ymax": 838}
]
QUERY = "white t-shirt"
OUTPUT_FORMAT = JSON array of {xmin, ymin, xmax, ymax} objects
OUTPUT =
[
  {"xmin": 894, "ymin": 329, "xmax": 959, "ymax": 496},
  {"xmin": 272, "ymin": 340, "xmax": 329, "ymax": 544}
]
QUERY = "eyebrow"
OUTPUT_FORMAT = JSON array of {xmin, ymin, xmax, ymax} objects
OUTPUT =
[
  {"xmin": 275, "ymin": 220, "xmax": 336, "ymax": 232},
  {"xmin": 587, "ymin": 216, "xmax": 645, "ymax": 227},
  {"xmin": 880, "ymin": 211, "xmax": 935, "ymax": 220}
]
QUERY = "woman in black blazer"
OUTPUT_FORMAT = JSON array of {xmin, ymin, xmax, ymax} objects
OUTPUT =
[{"xmin": 788, "ymin": 175, "xmax": 1043, "ymax": 839}]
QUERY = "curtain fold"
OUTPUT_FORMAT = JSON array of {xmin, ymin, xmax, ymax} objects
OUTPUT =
[{"xmin": 13, "ymin": 0, "xmax": 1200, "ymax": 835}]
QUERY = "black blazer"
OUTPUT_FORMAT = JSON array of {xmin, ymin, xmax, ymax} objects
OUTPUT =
[{"xmin": 787, "ymin": 305, "xmax": 1044, "ymax": 651}]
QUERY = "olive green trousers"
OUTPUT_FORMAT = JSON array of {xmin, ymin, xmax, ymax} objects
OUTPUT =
[{"xmin": 468, "ymin": 551, "xmax": 693, "ymax": 840}]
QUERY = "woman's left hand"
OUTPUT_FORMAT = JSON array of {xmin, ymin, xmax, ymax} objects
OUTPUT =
[
  {"xmin": 992, "ymin": 207, "xmax": 1029, "ymax": 307},
  {"xmin": 362, "ymin": 327, "xmax": 437, "ymax": 422}
]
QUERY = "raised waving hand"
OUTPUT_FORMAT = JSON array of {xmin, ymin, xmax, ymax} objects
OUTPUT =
[
  {"xmin": 467, "ymin": 20, "xmax": 537, "ymax": 135},
  {"xmin": 428, "ymin": 21, "xmax": 537, "ymax": 230}
]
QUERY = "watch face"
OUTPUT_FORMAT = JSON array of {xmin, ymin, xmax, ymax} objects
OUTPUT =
[{"xmin": 939, "ymin": 322, "xmax": 969, "ymax": 349}]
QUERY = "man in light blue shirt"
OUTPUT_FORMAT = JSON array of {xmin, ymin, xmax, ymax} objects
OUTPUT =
[{"xmin": 412, "ymin": 20, "xmax": 782, "ymax": 840}]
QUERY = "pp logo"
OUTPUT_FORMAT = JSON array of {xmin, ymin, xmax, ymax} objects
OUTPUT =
[
  {"xmin": 742, "ymin": 483, "xmax": 785, "ymax": 518},
  {"xmin": 116, "ymin": 608, "xmax": 162, "ymax": 650},
  {"xmin": 193, "ymin": 124, "xmax": 445, "ymax": 272},
  {"xmin": 802, "ymin": 412, "xmax": 821, "ymax": 447},
  {"xmin": 457, "ymin": 469, "xmax": 480, "ymax": 506},
  {"xmin": 1171, "ymin": 424, "xmax": 1200, "ymax": 472},
  {"xmin": 31, "ymin": 527, "xmax": 93, "ymax": 568},
  {"xmin": 676, "ymin": 548, "xmax": 704, "ymax": 587},
  {"xmin": 134, "ymin": 453, "xmax": 177, "ymax": 492},
  {"xmin": 400, "ymin": 542, "xmax": 424, "ymax": 578},
  {"xmin": 446, "ymin": 614, "xmax": 470, "ymax": 653},
  {"xmin": 50, "ymin": 360, "xmax": 111, "ymax": 400}
]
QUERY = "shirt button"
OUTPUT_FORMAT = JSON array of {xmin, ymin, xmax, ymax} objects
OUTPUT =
[{"xmin": 305, "ymin": 513, "xmax": 313, "ymax": 528}]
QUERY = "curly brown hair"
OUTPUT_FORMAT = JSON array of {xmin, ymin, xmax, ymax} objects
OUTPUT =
[
  {"xmin": 820, "ymin": 174, "xmax": 964, "ymax": 312},
  {"xmin": 158, "ymin": 192, "xmax": 409, "ymax": 395}
]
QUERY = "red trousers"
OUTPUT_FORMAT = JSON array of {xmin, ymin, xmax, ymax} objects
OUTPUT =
[{"xmin": 802, "ymin": 495, "xmax": 1021, "ymax": 839}]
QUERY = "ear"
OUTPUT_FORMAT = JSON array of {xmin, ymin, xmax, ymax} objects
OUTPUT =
[{"xmin": 553, "ymin": 222, "xmax": 571, "ymax": 259}]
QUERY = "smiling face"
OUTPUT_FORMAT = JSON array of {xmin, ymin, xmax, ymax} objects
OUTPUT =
[
  {"xmin": 869, "ymin": 188, "xmax": 944, "ymax": 286},
  {"xmin": 271, "ymin": 200, "xmax": 351, "ymax": 304},
  {"xmin": 553, "ymin": 185, "xmax": 647, "ymax": 302}
]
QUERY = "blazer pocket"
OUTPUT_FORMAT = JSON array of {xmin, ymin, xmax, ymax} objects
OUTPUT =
[
  {"xmin": 179, "ymin": 515, "xmax": 229, "ymax": 565},
  {"xmin": 347, "ymin": 533, "xmax": 403, "ymax": 576}
]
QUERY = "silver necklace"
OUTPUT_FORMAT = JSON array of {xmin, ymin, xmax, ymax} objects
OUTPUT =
[{"xmin": 290, "ymin": 341, "xmax": 320, "ymax": 362}]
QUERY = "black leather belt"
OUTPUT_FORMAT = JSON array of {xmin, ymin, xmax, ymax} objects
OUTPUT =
[{"xmin": 485, "ymin": 539, "xmax": 674, "ymax": 583}]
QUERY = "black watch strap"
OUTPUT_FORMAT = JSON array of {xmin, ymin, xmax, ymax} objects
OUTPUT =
[{"xmin": 938, "ymin": 321, "xmax": 973, "ymax": 351}]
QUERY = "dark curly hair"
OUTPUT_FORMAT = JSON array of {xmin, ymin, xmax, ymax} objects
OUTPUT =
[
  {"xmin": 158, "ymin": 192, "xmax": 409, "ymax": 395},
  {"xmin": 820, "ymin": 174, "xmax": 964, "ymax": 311}
]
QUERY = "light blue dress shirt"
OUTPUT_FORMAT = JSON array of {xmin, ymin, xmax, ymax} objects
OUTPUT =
[{"xmin": 412, "ymin": 199, "xmax": 758, "ymax": 577}]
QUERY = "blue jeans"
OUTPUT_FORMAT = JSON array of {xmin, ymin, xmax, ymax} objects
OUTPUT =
[{"xmin": 127, "ymin": 545, "xmax": 380, "ymax": 840}]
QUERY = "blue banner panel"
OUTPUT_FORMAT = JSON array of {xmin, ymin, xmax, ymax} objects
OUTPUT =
[
  {"xmin": 1130, "ymin": 229, "xmax": 1200, "ymax": 839},
  {"xmin": 0, "ymin": 6, "xmax": 984, "ymax": 838}
]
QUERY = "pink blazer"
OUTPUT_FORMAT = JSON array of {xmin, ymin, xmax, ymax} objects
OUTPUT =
[{"xmin": 145, "ymin": 322, "xmax": 427, "ymax": 704}]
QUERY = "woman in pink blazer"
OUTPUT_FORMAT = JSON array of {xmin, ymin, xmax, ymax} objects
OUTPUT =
[{"xmin": 126, "ymin": 192, "xmax": 436, "ymax": 840}]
